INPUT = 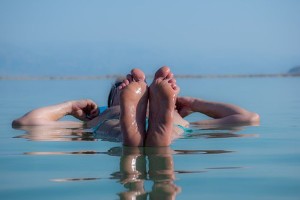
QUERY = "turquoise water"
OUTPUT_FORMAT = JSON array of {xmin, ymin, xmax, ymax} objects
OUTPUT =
[{"xmin": 1, "ymin": 77, "xmax": 300, "ymax": 199}]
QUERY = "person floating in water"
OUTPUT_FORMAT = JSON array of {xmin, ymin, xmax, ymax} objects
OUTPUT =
[{"xmin": 12, "ymin": 66, "xmax": 260, "ymax": 146}]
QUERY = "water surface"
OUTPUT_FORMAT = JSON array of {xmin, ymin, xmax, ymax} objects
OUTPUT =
[{"xmin": 0, "ymin": 77, "xmax": 299, "ymax": 199}]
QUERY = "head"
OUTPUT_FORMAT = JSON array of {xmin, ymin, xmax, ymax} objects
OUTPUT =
[{"xmin": 107, "ymin": 78, "xmax": 124, "ymax": 107}]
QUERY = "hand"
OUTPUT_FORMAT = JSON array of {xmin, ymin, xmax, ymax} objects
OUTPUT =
[
  {"xmin": 70, "ymin": 99, "xmax": 99, "ymax": 121},
  {"xmin": 176, "ymin": 97, "xmax": 195, "ymax": 117}
]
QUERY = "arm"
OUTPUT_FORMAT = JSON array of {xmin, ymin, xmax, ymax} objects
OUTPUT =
[
  {"xmin": 12, "ymin": 99, "xmax": 99, "ymax": 127},
  {"xmin": 176, "ymin": 97, "xmax": 260, "ymax": 126}
]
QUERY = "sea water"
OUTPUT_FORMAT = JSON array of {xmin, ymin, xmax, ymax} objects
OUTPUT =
[{"xmin": 0, "ymin": 77, "xmax": 299, "ymax": 199}]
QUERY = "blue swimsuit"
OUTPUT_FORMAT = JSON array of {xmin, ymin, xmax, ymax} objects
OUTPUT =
[{"xmin": 91, "ymin": 106, "xmax": 109, "ymax": 132}]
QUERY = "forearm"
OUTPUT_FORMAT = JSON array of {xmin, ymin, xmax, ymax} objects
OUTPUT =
[
  {"xmin": 191, "ymin": 98, "xmax": 250, "ymax": 118},
  {"xmin": 12, "ymin": 101, "xmax": 73, "ymax": 126},
  {"xmin": 190, "ymin": 98, "xmax": 260, "ymax": 125}
]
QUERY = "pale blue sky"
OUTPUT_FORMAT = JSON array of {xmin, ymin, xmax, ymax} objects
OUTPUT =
[{"xmin": 0, "ymin": 0, "xmax": 300, "ymax": 75}]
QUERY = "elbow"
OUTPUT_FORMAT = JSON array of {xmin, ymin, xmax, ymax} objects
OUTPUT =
[
  {"xmin": 12, "ymin": 117, "xmax": 32, "ymax": 128},
  {"xmin": 12, "ymin": 118, "xmax": 23, "ymax": 128},
  {"xmin": 12, "ymin": 116, "xmax": 48, "ymax": 127}
]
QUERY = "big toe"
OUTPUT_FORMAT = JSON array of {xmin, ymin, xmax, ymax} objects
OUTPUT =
[
  {"xmin": 154, "ymin": 66, "xmax": 171, "ymax": 79},
  {"xmin": 131, "ymin": 68, "xmax": 145, "ymax": 82}
]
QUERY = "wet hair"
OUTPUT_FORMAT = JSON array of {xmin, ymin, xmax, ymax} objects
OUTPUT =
[{"xmin": 107, "ymin": 78, "xmax": 124, "ymax": 107}]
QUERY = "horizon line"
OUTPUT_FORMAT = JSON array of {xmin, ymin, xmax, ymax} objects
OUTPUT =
[{"xmin": 0, "ymin": 73, "xmax": 300, "ymax": 80}]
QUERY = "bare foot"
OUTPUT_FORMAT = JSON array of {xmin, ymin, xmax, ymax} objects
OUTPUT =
[
  {"xmin": 119, "ymin": 69, "xmax": 148, "ymax": 146},
  {"xmin": 145, "ymin": 66, "xmax": 179, "ymax": 146}
]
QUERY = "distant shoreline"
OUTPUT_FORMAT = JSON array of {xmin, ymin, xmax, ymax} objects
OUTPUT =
[{"xmin": 0, "ymin": 73, "xmax": 299, "ymax": 80}]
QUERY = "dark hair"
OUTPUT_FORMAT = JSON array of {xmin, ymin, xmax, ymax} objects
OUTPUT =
[{"xmin": 107, "ymin": 79, "xmax": 124, "ymax": 107}]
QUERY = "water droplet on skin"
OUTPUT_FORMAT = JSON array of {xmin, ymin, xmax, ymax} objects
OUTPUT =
[{"xmin": 135, "ymin": 87, "xmax": 142, "ymax": 94}]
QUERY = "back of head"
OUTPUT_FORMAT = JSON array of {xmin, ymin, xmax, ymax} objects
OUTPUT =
[{"xmin": 107, "ymin": 77, "xmax": 125, "ymax": 107}]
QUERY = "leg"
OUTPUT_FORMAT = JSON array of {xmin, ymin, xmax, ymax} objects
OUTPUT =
[
  {"xmin": 119, "ymin": 69, "xmax": 148, "ymax": 146},
  {"xmin": 145, "ymin": 66, "xmax": 179, "ymax": 146}
]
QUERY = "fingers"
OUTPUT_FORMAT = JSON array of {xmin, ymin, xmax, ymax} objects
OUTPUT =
[
  {"xmin": 89, "ymin": 108, "xmax": 99, "ymax": 118},
  {"xmin": 85, "ymin": 99, "xmax": 97, "ymax": 107},
  {"xmin": 74, "ymin": 99, "xmax": 99, "ymax": 120},
  {"xmin": 86, "ymin": 99, "xmax": 99, "ymax": 118}
]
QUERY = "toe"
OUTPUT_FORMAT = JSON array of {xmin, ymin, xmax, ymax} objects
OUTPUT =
[
  {"xmin": 119, "ymin": 82, "xmax": 126, "ymax": 89},
  {"xmin": 171, "ymin": 83, "xmax": 177, "ymax": 90},
  {"xmin": 131, "ymin": 68, "xmax": 146, "ymax": 82},
  {"xmin": 154, "ymin": 66, "xmax": 170, "ymax": 79},
  {"xmin": 126, "ymin": 74, "xmax": 133, "ymax": 83},
  {"xmin": 174, "ymin": 85, "xmax": 180, "ymax": 93},
  {"xmin": 166, "ymin": 72, "xmax": 174, "ymax": 79},
  {"xmin": 168, "ymin": 78, "xmax": 176, "ymax": 84},
  {"xmin": 123, "ymin": 79, "xmax": 129, "ymax": 86}
]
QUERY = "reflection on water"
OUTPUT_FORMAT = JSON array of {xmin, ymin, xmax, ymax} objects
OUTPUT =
[
  {"xmin": 184, "ymin": 132, "xmax": 258, "ymax": 139},
  {"xmin": 16, "ymin": 129, "xmax": 258, "ymax": 142},
  {"xmin": 14, "ymin": 123, "xmax": 258, "ymax": 142},
  {"xmin": 14, "ymin": 126, "xmax": 95, "ymax": 141},
  {"xmin": 22, "ymin": 145, "xmax": 241, "ymax": 199},
  {"xmin": 51, "ymin": 177, "xmax": 101, "ymax": 182},
  {"xmin": 185, "ymin": 124, "xmax": 259, "ymax": 139},
  {"xmin": 14, "ymin": 125, "xmax": 250, "ymax": 199},
  {"xmin": 24, "ymin": 148, "xmax": 233, "ymax": 156},
  {"xmin": 174, "ymin": 149, "xmax": 233, "ymax": 154},
  {"xmin": 206, "ymin": 167, "xmax": 243, "ymax": 170},
  {"xmin": 24, "ymin": 151, "xmax": 103, "ymax": 155},
  {"xmin": 36, "ymin": 146, "xmax": 239, "ymax": 200}
]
